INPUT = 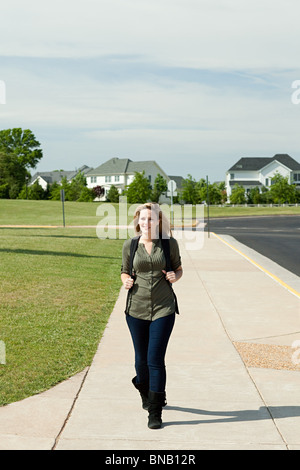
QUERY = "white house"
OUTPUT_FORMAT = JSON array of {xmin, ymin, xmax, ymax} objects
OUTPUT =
[
  {"xmin": 86, "ymin": 157, "xmax": 180, "ymax": 201},
  {"xmin": 226, "ymin": 154, "xmax": 300, "ymax": 199},
  {"xmin": 30, "ymin": 165, "xmax": 92, "ymax": 191}
]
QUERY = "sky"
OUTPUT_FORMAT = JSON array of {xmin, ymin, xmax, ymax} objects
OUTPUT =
[{"xmin": 1, "ymin": 0, "xmax": 300, "ymax": 182}]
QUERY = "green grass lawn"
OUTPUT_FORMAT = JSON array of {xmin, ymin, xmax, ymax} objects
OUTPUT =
[
  {"xmin": 206, "ymin": 204, "xmax": 300, "ymax": 218},
  {"xmin": 0, "ymin": 199, "xmax": 108, "ymax": 226},
  {"xmin": 0, "ymin": 199, "xmax": 299, "ymax": 228},
  {"xmin": 0, "ymin": 226, "xmax": 123, "ymax": 406}
]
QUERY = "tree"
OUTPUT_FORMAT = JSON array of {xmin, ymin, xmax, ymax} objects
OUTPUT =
[
  {"xmin": 68, "ymin": 172, "xmax": 88, "ymax": 201},
  {"xmin": 106, "ymin": 185, "xmax": 120, "ymax": 203},
  {"xmin": 93, "ymin": 185, "xmax": 105, "ymax": 199},
  {"xmin": 269, "ymin": 173, "xmax": 297, "ymax": 203},
  {"xmin": 49, "ymin": 173, "xmax": 94, "ymax": 202},
  {"xmin": 208, "ymin": 182, "xmax": 224, "ymax": 205},
  {"xmin": 77, "ymin": 186, "xmax": 94, "ymax": 202},
  {"xmin": 151, "ymin": 174, "xmax": 167, "ymax": 203},
  {"xmin": 0, "ymin": 128, "xmax": 43, "ymax": 198},
  {"xmin": 230, "ymin": 184, "xmax": 246, "ymax": 204},
  {"xmin": 49, "ymin": 177, "xmax": 70, "ymax": 201},
  {"xmin": 0, "ymin": 150, "xmax": 28, "ymax": 198},
  {"xmin": 247, "ymin": 186, "xmax": 262, "ymax": 204},
  {"xmin": 181, "ymin": 174, "xmax": 198, "ymax": 204},
  {"xmin": 18, "ymin": 180, "xmax": 46, "ymax": 200},
  {"xmin": 125, "ymin": 171, "xmax": 151, "ymax": 203},
  {"xmin": 197, "ymin": 181, "xmax": 225, "ymax": 205},
  {"xmin": 0, "ymin": 128, "xmax": 43, "ymax": 170}
]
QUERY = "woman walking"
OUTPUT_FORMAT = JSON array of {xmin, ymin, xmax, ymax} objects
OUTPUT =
[{"xmin": 121, "ymin": 203, "xmax": 183, "ymax": 429}]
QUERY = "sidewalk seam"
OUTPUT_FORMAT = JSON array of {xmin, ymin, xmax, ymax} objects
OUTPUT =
[
  {"xmin": 246, "ymin": 368, "xmax": 289, "ymax": 450},
  {"xmin": 51, "ymin": 367, "xmax": 90, "ymax": 450}
]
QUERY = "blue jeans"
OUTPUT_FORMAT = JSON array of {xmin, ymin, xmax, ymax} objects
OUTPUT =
[{"xmin": 126, "ymin": 313, "xmax": 175, "ymax": 393}]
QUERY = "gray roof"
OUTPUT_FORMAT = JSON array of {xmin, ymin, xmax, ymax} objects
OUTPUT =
[
  {"xmin": 31, "ymin": 171, "xmax": 74, "ymax": 185},
  {"xmin": 87, "ymin": 158, "xmax": 132, "ymax": 175},
  {"xmin": 229, "ymin": 154, "xmax": 300, "ymax": 172},
  {"xmin": 31, "ymin": 165, "xmax": 92, "ymax": 185},
  {"xmin": 127, "ymin": 160, "xmax": 154, "ymax": 173},
  {"xmin": 87, "ymin": 157, "xmax": 170, "ymax": 179}
]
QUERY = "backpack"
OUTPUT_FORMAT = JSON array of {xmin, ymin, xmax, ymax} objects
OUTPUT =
[{"xmin": 124, "ymin": 236, "xmax": 179, "ymax": 315}]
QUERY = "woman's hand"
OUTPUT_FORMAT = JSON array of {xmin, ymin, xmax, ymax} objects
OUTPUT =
[
  {"xmin": 123, "ymin": 276, "xmax": 134, "ymax": 290},
  {"xmin": 162, "ymin": 270, "xmax": 176, "ymax": 284},
  {"xmin": 162, "ymin": 267, "xmax": 183, "ymax": 284}
]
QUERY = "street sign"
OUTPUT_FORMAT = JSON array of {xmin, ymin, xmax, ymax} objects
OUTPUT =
[
  {"xmin": 168, "ymin": 180, "xmax": 177, "ymax": 192},
  {"xmin": 167, "ymin": 179, "xmax": 177, "ymax": 196}
]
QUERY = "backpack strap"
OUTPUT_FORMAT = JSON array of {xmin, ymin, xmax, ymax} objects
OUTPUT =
[
  {"xmin": 161, "ymin": 238, "xmax": 180, "ymax": 315},
  {"xmin": 161, "ymin": 237, "xmax": 172, "ymax": 272},
  {"xmin": 125, "ymin": 236, "xmax": 140, "ymax": 315},
  {"xmin": 129, "ymin": 235, "xmax": 140, "ymax": 277}
]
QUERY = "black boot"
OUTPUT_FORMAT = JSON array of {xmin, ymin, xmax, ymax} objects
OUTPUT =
[
  {"xmin": 132, "ymin": 377, "xmax": 149, "ymax": 410},
  {"xmin": 147, "ymin": 390, "xmax": 167, "ymax": 429}
]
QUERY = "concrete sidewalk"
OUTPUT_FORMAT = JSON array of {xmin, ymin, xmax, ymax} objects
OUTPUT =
[{"xmin": 1, "ymin": 232, "xmax": 300, "ymax": 450}]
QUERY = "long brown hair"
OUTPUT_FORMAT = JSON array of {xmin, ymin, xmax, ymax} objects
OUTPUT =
[{"xmin": 133, "ymin": 202, "xmax": 172, "ymax": 238}]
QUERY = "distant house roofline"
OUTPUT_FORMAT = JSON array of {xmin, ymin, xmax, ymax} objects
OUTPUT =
[
  {"xmin": 86, "ymin": 157, "xmax": 179, "ymax": 183},
  {"xmin": 228, "ymin": 154, "xmax": 300, "ymax": 172},
  {"xmin": 30, "ymin": 166, "xmax": 93, "ymax": 185}
]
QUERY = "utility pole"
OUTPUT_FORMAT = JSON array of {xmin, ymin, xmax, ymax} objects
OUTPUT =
[
  {"xmin": 60, "ymin": 189, "xmax": 66, "ymax": 227},
  {"xmin": 206, "ymin": 175, "xmax": 210, "ymax": 238}
]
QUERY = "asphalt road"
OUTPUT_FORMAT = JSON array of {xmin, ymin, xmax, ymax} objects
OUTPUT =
[{"xmin": 206, "ymin": 215, "xmax": 300, "ymax": 278}]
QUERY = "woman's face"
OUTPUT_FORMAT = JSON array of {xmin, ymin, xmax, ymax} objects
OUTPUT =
[{"xmin": 139, "ymin": 208, "xmax": 159, "ymax": 238}]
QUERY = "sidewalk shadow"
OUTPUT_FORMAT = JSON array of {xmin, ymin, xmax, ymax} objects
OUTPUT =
[{"xmin": 163, "ymin": 405, "xmax": 300, "ymax": 427}]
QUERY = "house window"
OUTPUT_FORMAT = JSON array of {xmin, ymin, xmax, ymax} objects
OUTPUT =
[
  {"xmin": 230, "ymin": 173, "xmax": 235, "ymax": 180},
  {"xmin": 294, "ymin": 173, "xmax": 300, "ymax": 182},
  {"xmin": 265, "ymin": 178, "xmax": 269, "ymax": 186},
  {"xmin": 105, "ymin": 176, "xmax": 112, "ymax": 183},
  {"xmin": 91, "ymin": 176, "xmax": 97, "ymax": 183},
  {"xmin": 115, "ymin": 175, "xmax": 120, "ymax": 182},
  {"xmin": 148, "ymin": 175, "xmax": 151, "ymax": 183}
]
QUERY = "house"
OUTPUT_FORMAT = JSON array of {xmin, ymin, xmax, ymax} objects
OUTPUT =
[
  {"xmin": 226, "ymin": 154, "xmax": 300, "ymax": 199},
  {"xmin": 30, "ymin": 165, "xmax": 93, "ymax": 191},
  {"xmin": 86, "ymin": 157, "xmax": 180, "ymax": 201}
]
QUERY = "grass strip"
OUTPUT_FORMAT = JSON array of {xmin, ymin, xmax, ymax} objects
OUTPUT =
[{"xmin": 0, "ymin": 227, "xmax": 123, "ymax": 406}]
